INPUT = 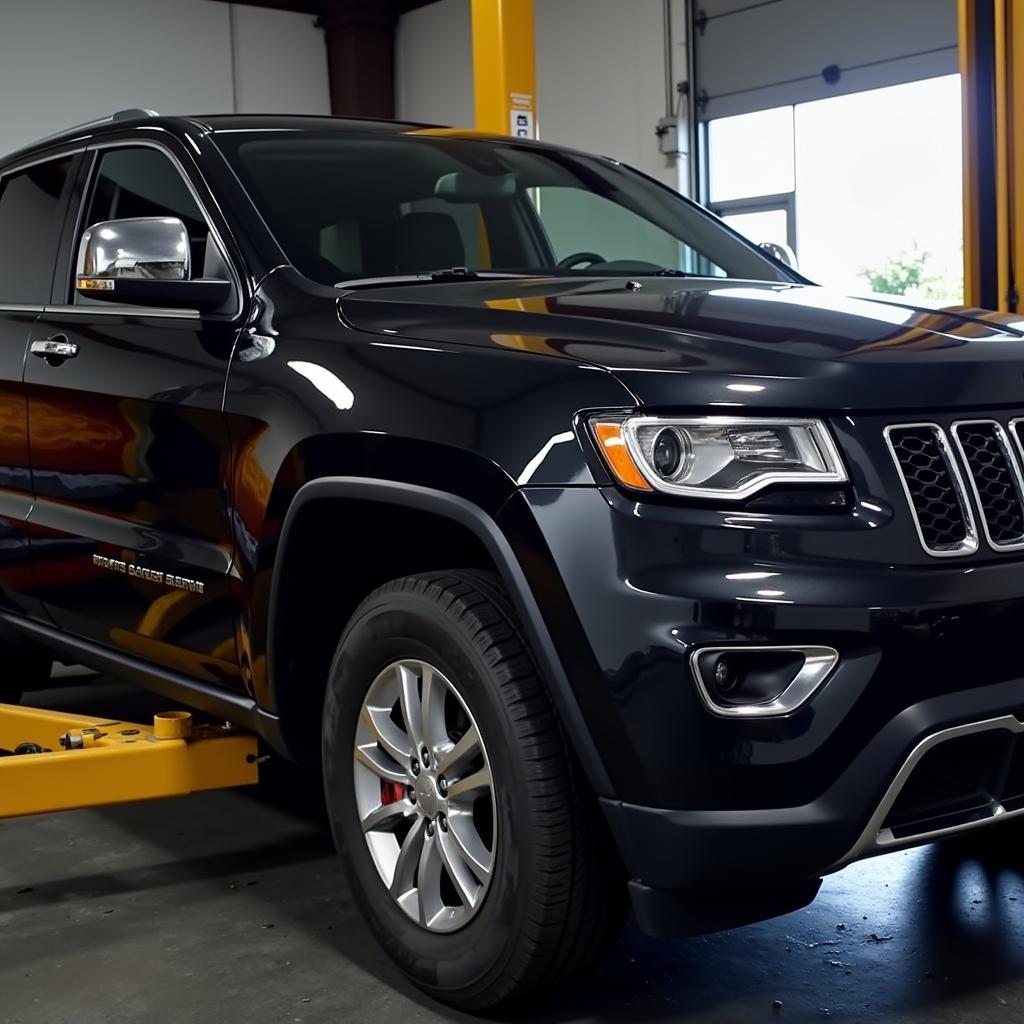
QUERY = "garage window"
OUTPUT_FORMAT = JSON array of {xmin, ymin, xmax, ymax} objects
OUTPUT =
[{"xmin": 705, "ymin": 74, "xmax": 963, "ymax": 304}]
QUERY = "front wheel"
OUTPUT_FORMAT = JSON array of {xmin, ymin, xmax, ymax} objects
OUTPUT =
[{"xmin": 322, "ymin": 570, "xmax": 625, "ymax": 1010}]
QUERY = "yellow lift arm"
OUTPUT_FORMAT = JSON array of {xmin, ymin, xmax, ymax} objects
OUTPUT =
[{"xmin": 0, "ymin": 704, "xmax": 258, "ymax": 819}]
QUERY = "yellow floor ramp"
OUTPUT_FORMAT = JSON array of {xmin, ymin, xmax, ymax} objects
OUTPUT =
[{"xmin": 0, "ymin": 704, "xmax": 259, "ymax": 819}]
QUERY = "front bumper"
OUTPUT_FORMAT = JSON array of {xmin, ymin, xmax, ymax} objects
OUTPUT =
[
  {"xmin": 497, "ymin": 485, "xmax": 1024, "ymax": 930},
  {"xmin": 604, "ymin": 677, "xmax": 1024, "ymax": 934},
  {"xmin": 604, "ymin": 676, "xmax": 1024, "ymax": 888}
]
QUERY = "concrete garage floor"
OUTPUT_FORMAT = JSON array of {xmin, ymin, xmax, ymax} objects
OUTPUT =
[{"xmin": 4, "ymin": 675, "xmax": 1024, "ymax": 1024}]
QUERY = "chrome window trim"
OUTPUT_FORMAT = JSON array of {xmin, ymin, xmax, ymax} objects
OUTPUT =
[
  {"xmin": 72, "ymin": 138, "xmax": 242, "ymax": 319},
  {"xmin": 689, "ymin": 644, "xmax": 839, "ymax": 718},
  {"xmin": 0, "ymin": 302, "xmax": 198, "ymax": 320},
  {"xmin": 882, "ymin": 422, "xmax": 978, "ymax": 558},
  {"xmin": 42, "ymin": 304, "xmax": 200, "ymax": 321},
  {"xmin": 618, "ymin": 415, "xmax": 848, "ymax": 501},
  {"xmin": 950, "ymin": 418, "xmax": 1024, "ymax": 551},
  {"xmin": 831, "ymin": 715, "xmax": 1024, "ymax": 870}
]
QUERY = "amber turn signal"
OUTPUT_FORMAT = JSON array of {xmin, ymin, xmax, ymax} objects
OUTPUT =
[{"xmin": 592, "ymin": 421, "xmax": 653, "ymax": 491}]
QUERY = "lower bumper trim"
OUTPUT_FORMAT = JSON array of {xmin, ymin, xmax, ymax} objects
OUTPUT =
[
  {"xmin": 628, "ymin": 878, "xmax": 822, "ymax": 938},
  {"xmin": 833, "ymin": 713, "xmax": 1024, "ymax": 868}
]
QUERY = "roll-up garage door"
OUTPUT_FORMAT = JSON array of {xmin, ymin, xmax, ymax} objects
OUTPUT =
[
  {"xmin": 696, "ymin": 0, "xmax": 964, "ymax": 306},
  {"xmin": 695, "ymin": 0, "xmax": 959, "ymax": 121}
]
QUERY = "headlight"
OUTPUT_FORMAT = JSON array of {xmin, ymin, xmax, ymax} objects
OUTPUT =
[{"xmin": 590, "ymin": 415, "xmax": 847, "ymax": 500}]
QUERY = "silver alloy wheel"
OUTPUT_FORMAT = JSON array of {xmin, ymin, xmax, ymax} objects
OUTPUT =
[{"xmin": 353, "ymin": 659, "xmax": 497, "ymax": 933}]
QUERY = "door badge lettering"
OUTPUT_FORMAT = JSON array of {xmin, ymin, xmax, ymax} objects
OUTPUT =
[{"xmin": 92, "ymin": 554, "xmax": 206, "ymax": 594}]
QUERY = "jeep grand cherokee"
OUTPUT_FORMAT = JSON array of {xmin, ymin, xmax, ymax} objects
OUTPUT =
[{"xmin": 2, "ymin": 109, "xmax": 1022, "ymax": 1009}]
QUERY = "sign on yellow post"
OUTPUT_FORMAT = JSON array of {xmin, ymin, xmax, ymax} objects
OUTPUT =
[{"xmin": 471, "ymin": 0, "xmax": 537, "ymax": 139}]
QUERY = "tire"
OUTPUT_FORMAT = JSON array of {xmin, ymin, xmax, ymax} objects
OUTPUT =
[
  {"xmin": 322, "ymin": 570, "xmax": 626, "ymax": 1010},
  {"xmin": 0, "ymin": 651, "xmax": 52, "ymax": 704}
]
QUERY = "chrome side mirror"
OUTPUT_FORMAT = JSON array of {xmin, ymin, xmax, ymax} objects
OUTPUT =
[
  {"xmin": 758, "ymin": 240, "xmax": 798, "ymax": 271},
  {"xmin": 77, "ymin": 217, "xmax": 190, "ymax": 287},
  {"xmin": 75, "ymin": 216, "xmax": 231, "ymax": 312}
]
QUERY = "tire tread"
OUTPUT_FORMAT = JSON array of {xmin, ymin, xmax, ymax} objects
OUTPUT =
[{"xmin": 345, "ymin": 569, "xmax": 624, "ymax": 1009}]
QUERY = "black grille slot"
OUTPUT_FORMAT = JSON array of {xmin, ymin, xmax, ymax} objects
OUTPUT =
[
  {"xmin": 954, "ymin": 421, "xmax": 1024, "ymax": 548},
  {"xmin": 886, "ymin": 425, "xmax": 973, "ymax": 555}
]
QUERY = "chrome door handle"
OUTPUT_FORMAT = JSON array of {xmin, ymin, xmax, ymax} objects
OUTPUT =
[{"xmin": 30, "ymin": 337, "xmax": 79, "ymax": 363}]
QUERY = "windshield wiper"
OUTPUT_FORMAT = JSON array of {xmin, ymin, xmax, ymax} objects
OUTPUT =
[{"xmin": 338, "ymin": 269, "xmax": 532, "ymax": 290}]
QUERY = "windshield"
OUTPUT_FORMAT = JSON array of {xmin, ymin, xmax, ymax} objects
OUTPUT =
[{"xmin": 215, "ymin": 130, "xmax": 792, "ymax": 286}]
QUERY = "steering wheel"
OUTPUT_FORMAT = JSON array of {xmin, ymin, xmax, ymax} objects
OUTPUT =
[{"xmin": 557, "ymin": 251, "xmax": 606, "ymax": 270}]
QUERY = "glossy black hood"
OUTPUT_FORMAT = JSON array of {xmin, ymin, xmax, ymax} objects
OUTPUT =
[{"xmin": 340, "ymin": 277, "xmax": 1024, "ymax": 411}]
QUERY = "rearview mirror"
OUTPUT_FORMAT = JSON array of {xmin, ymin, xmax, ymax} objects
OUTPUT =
[
  {"xmin": 758, "ymin": 240, "xmax": 798, "ymax": 271},
  {"xmin": 434, "ymin": 171, "xmax": 518, "ymax": 202},
  {"xmin": 76, "ymin": 217, "xmax": 231, "ymax": 312}
]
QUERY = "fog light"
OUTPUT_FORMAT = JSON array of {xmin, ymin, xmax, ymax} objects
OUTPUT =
[
  {"xmin": 692, "ymin": 645, "xmax": 838, "ymax": 718},
  {"xmin": 712, "ymin": 657, "xmax": 737, "ymax": 693}
]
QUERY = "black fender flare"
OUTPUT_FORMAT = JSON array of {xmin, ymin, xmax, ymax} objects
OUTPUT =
[{"xmin": 267, "ymin": 477, "xmax": 614, "ymax": 796}]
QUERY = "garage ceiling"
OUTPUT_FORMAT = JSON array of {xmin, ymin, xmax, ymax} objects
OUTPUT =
[{"xmin": 695, "ymin": 0, "xmax": 959, "ymax": 120}]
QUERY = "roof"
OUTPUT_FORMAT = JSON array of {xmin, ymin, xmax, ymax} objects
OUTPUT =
[
  {"xmin": 193, "ymin": 113, "xmax": 441, "ymax": 133},
  {"xmin": 1, "ymin": 110, "xmax": 593, "ymax": 175},
  {"xmin": 0, "ymin": 111, "xmax": 464, "ymax": 169}
]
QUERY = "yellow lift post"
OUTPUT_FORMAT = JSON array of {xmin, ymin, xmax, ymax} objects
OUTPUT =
[
  {"xmin": 471, "ymin": 0, "xmax": 537, "ymax": 140},
  {"xmin": 0, "ymin": 703, "xmax": 258, "ymax": 819},
  {"xmin": 959, "ymin": 0, "xmax": 1024, "ymax": 312}
]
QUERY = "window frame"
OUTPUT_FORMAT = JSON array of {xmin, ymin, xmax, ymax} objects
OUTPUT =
[
  {"xmin": 0, "ymin": 148, "xmax": 83, "ymax": 311},
  {"xmin": 711, "ymin": 192, "xmax": 797, "ymax": 253},
  {"xmin": 54, "ymin": 138, "xmax": 244, "ymax": 320}
]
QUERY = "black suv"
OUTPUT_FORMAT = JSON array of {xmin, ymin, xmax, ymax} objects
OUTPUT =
[{"xmin": 3, "ymin": 109, "xmax": 1023, "ymax": 1010}]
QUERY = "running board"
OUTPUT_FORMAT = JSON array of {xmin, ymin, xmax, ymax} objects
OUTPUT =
[{"xmin": 0, "ymin": 611, "xmax": 264, "ymax": 729}]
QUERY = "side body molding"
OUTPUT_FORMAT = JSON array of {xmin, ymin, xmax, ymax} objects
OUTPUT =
[{"xmin": 267, "ymin": 477, "xmax": 613, "ymax": 796}]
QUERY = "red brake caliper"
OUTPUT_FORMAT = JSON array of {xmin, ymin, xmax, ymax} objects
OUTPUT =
[{"xmin": 381, "ymin": 780, "xmax": 406, "ymax": 805}]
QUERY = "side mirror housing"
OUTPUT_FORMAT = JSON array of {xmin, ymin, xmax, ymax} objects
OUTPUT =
[
  {"xmin": 76, "ymin": 217, "xmax": 231, "ymax": 312},
  {"xmin": 758, "ymin": 240, "xmax": 798, "ymax": 271}
]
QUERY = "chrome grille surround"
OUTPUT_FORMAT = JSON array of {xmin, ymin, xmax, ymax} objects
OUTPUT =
[
  {"xmin": 951, "ymin": 419, "xmax": 1024, "ymax": 551},
  {"xmin": 883, "ymin": 422, "xmax": 978, "ymax": 558},
  {"xmin": 1007, "ymin": 416, "xmax": 1024, "ymax": 472}
]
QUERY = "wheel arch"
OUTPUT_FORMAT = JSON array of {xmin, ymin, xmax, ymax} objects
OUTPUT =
[{"xmin": 265, "ymin": 477, "xmax": 613, "ymax": 796}]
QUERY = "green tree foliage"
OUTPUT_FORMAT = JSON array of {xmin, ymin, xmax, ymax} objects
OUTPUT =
[
  {"xmin": 860, "ymin": 244, "xmax": 963, "ymax": 305},
  {"xmin": 861, "ymin": 247, "xmax": 929, "ymax": 296}
]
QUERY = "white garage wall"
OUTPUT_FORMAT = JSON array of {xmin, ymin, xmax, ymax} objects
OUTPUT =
[
  {"xmin": 394, "ymin": 0, "xmax": 686, "ymax": 188},
  {"xmin": 395, "ymin": 0, "xmax": 474, "ymax": 128},
  {"xmin": 535, "ymin": 0, "xmax": 685, "ymax": 190},
  {"xmin": 0, "ymin": 0, "xmax": 329, "ymax": 159},
  {"xmin": 230, "ymin": 4, "xmax": 331, "ymax": 115}
]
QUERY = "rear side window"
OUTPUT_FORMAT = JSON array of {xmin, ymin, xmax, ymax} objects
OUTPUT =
[{"xmin": 0, "ymin": 157, "xmax": 72, "ymax": 304}]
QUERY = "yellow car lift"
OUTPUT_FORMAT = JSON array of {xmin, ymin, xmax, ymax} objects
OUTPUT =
[{"xmin": 0, "ymin": 702, "xmax": 258, "ymax": 819}]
